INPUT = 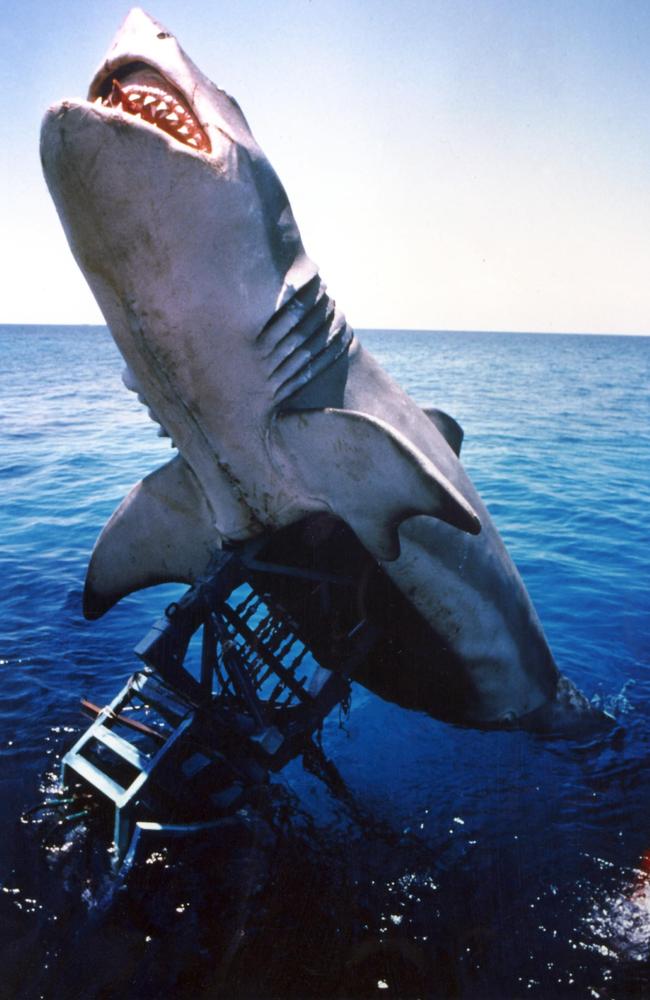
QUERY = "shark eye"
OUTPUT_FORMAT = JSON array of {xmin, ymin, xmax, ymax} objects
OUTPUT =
[{"xmin": 97, "ymin": 63, "xmax": 210, "ymax": 153}]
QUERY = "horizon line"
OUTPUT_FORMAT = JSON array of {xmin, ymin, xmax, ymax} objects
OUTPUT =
[{"xmin": 1, "ymin": 322, "xmax": 648, "ymax": 338}]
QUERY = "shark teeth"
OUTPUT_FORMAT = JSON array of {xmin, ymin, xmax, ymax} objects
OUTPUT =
[{"xmin": 104, "ymin": 79, "xmax": 210, "ymax": 153}]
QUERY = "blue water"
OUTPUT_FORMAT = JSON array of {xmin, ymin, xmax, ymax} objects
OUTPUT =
[{"xmin": 1, "ymin": 325, "xmax": 649, "ymax": 998}]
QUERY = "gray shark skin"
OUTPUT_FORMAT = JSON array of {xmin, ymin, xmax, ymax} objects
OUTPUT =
[{"xmin": 40, "ymin": 8, "xmax": 606, "ymax": 734}]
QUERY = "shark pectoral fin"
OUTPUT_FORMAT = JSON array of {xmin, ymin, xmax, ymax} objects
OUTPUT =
[
  {"xmin": 276, "ymin": 408, "xmax": 481, "ymax": 562},
  {"xmin": 83, "ymin": 455, "xmax": 218, "ymax": 620},
  {"xmin": 422, "ymin": 407, "xmax": 464, "ymax": 457}
]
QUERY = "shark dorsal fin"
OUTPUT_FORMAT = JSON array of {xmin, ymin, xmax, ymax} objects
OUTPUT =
[
  {"xmin": 422, "ymin": 407, "xmax": 464, "ymax": 457},
  {"xmin": 83, "ymin": 455, "xmax": 218, "ymax": 619},
  {"xmin": 275, "ymin": 408, "xmax": 480, "ymax": 562}
]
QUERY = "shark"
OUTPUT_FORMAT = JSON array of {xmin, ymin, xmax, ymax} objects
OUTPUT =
[{"xmin": 40, "ymin": 8, "xmax": 606, "ymax": 733}]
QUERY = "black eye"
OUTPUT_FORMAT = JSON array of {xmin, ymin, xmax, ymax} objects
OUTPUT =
[{"xmin": 157, "ymin": 32, "xmax": 170, "ymax": 40}]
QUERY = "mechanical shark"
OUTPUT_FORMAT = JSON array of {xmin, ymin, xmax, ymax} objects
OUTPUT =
[{"xmin": 40, "ymin": 8, "xmax": 605, "ymax": 732}]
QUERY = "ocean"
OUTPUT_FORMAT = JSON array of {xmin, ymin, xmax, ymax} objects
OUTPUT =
[{"xmin": 1, "ymin": 325, "xmax": 649, "ymax": 998}]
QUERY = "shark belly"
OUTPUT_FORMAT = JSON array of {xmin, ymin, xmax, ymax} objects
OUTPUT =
[{"xmin": 338, "ymin": 341, "xmax": 559, "ymax": 724}]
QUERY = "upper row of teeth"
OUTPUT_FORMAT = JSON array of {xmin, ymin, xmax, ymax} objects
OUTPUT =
[{"xmin": 96, "ymin": 85, "xmax": 208, "ymax": 150}]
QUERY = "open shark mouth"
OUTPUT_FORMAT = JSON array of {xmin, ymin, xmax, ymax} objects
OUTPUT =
[{"xmin": 92, "ymin": 63, "xmax": 211, "ymax": 153}]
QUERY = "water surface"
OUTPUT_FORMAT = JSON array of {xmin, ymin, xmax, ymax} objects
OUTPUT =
[{"xmin": 1, "ymin": 325, "xmax": 649, "ymax": 998}]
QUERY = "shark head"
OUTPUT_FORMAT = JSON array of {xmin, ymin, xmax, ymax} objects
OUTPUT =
[{"xmin": 40, "ymin": 7, "xmax": 318, "ymax": 422}]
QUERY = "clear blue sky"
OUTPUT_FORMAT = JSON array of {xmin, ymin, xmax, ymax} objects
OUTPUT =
[{"xmin": 2, "ymin": 1, "xmax": 650, "ymax": 333}]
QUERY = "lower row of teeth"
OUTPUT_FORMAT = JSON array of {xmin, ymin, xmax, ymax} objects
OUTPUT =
[{"xmin": 99, "ymin": 80, "xmax": 210, "ymax": 152}]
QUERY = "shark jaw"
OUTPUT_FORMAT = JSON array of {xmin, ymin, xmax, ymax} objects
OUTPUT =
[
  {"xmin": 96, "ymin": 69, "xmax": 211, "ymax": 153},
  {"xmin": 85, "ymin": 6, "xmax": 245, "ymax": 159}
]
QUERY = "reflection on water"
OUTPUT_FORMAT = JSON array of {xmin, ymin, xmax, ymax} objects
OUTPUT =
[{"xmin": 585, "ymin": 855, "xmax": 650, "ymax": 964}]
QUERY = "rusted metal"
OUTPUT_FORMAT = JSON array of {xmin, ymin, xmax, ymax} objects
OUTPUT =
[{"xmin": 80, "ymin": 698, "xmax": 166, "ymax": 743}]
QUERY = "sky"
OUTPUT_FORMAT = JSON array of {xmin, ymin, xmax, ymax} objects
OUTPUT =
[{"xmin": 2, "ymin": 0, "xmax": 650, "ymax": 334}]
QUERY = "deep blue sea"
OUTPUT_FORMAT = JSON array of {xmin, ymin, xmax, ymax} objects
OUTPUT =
[{"xmin": 1, "ymin": 325, "xmax": 649, "ymax": 999}]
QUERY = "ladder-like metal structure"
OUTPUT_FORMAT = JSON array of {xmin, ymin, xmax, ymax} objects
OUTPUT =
[
  {"xmin": 60, "ymin": 541, "xmax": 379, "ymax": 865},
  {"xmin": 61, "ymin": 672, "xmax": 198, "ymax": 858}
]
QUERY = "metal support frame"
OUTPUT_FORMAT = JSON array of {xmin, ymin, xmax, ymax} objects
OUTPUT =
[
  {"xmin": 61, "ymin": 671, "xmax": 197, "ymax": 858},
  {"xmin": 60, "ymin": 534, "xmax": 381, "ymax": 866}
]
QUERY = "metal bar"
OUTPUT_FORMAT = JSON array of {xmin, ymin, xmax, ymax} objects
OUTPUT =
[
  {"xmin": 139, "ymin": 713, "xmax": 195, "ymax": 783},
  {"xmin": 62, "ymin": 752, "xmax": 126, "ymax": 804},
  {"xmin": 135, "ymin": 678, "xmax": 194, "ymax": 727},
  {"xmin": 219, "ymin": 603, "xmax": 311, "ymax": 703},
  {"xmin": 62, "ymin": 679, "xmax": 148, "ymax": 780},
  {"xmin": 255, "ymin": 610, "xmax": 280, "ymax": 641},
  {"xmin": 240, "ymin": 549, "xmax": 354, "ymax": 586},
  {"xmin": 80, "ymin": 699, "xmax": 166, "ymax": 743},
  {"xmin": 276, "ymin": 634, "xmax": 299, "ymax": 662},
  {"xmin": 234, "ymin": 594, "xmax": 262, "ymax": 624},
  {"xmin": 200, "ymin": 617, "xmax": 216, "ymax": 693},
  {"xmin": 120, "ymin": 816, "xmax": 242, "ymax": 876},
  {"xmin": 289, "ymin": 644, "xmax": 309, "ymax": 671},
  {"xmin": 211, "ymin": 613, "xmax": 267, "ymax": 729},
  {"xmin": 134, "ymin": 617, "xmax": 206, "ymax": 703},
  {"xmin": 93, "ymin": 723, "xmax": 150, "ymax": 772},
  {"xmin": 131, "ymin": 552, "xmax": 244, "ymax": 700}
]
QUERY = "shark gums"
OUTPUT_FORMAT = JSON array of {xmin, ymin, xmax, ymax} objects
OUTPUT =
[{"xmin": 40, "ymin": 8, "xmax": 607, "ymax": 734}]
